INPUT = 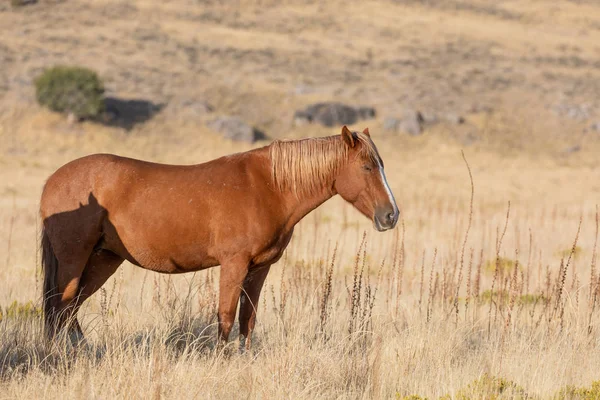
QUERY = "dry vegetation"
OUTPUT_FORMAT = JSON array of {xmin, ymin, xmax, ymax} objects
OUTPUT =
[{"xmin": 1, "ymin": 0, "xmax": 600, "ymax": 398}]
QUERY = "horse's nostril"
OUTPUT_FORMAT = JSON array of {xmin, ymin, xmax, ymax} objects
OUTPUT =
[{"xmin": 386, "ymin": 212, "xmax": 394, "ymax": 223}]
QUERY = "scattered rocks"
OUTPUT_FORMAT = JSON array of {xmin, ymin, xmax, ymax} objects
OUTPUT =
[
  {"xmin": 384, "ymin": 109, "xmax": 466, "ymax": 136},
  {"xmin": 293, "ymin": 102, "xmax": 376, "ymax": 127},
  {"xmin": 207, "ymin": 116, "xmax": 265, "ymax": 143},
  {"xmin": 551, "ymin": 102, "xmax": 593, "ymax": 121}
]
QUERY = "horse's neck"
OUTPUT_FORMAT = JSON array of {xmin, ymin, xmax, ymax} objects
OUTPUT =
[{"xmin": 282, "ymin": 184, "xmax": 335, "ymax": 230}]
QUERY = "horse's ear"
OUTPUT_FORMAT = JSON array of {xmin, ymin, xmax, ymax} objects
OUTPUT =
[
  {"xmin": 362, "ymin": 127, "xmax": 370, "ymax": 137},
  {"xmin": 341, "ymin": 125, "xmax": 355, "ymax": 147}
]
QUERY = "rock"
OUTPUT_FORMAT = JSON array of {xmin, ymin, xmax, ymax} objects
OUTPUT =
[
  {"xmin": 293, "ymin": 84, "xmax": 314, "ymax": 95},
  {"xmin": 589, "ymin": 122, "xmax": 600, "ymax": 132},
  {"xmin": 384, "ymin": 110, "xmax": 424, "ymax": 136},
  {"xmin": 399, "ymin": 110, "xmax": 424, "ymax": 136},
  {"xmin": 307, "ymin": 103, "xmax": 357, "ymax": 127},
  {"xmin": 207, "ymin": 116, "xmax": 264, "ymax": 143},
  {"xmin": 293, "ymin": 102, "xmax": 375, "ymax": 127},
  {"xmin": 552, "ymin": 102, "xmax": 591, "ymax": 121},
  {"xmin": 420, "ymin": 111, "xmax": 438, "ymax": 124},
  {"xmin": 293, "ymin": 110, "xmax": 313, "ymax": 126},
  {"xmin": 168, "ymin": 98, "xmax": 213, "ymax": 119},
  {"xmin": 179, "ymin": 99, "xmax": 213, "ymax": 116},
  {"xmin": 468, "ymin": 103, "xmax": 493, "ymax": 113},
  {"xmin": 564, "ymin": 145, "xmax": 581, "ymax": 154},
  {"xmin": 445, "ymin": 113, "xmax": 465, "ymax": 124},
  {"xmin": 383, "ymin": 117, "xmax": 401, "ymax": 131},
  {"xmin": 357, "ymin": 106, "xmax": 376, "ymax": 119}
]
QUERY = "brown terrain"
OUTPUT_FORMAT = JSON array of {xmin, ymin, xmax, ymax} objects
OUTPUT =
[{"xmin": 1, "ymin": 0, "xmax": 600, "ymax": 398}]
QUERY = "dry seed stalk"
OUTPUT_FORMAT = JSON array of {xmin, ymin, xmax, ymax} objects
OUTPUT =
[
  {"xmin": 453, "ymin": 150, "xmax": 474, "ymax": 323},
  {"xmin": 418, "ymin": 250, "xmax": 426, "ymax": 314},
  {"xmin": 465, "ymin": 248, "xmax": 474, "ymax": 321},
  {"xmin": 396, "ymin": 220, "xmax": 406, "ymax": 301},
  {"xmin": 319, "ymin": 243, "xmax": 337, "ymax": 332},
  {"xmin": 590, "ymin": 206, "xmax": 598, "ymax": 307},
  {"xmin": 350, "ymin": 232, "xmax": 368, "ymax": 335},
  {"xmin": 426, "ymin": 248, "xmax": 438, "ymax": 323},
  {"xmin": 488, "ymin": 201, "xmax": 511, "ymax": 337}
]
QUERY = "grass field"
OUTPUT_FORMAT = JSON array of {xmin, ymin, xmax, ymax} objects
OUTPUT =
[{"xmin": 1, "ymin": 0, "xmax": 600, "ymax": 398}]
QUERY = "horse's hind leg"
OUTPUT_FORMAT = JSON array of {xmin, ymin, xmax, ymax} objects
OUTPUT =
[
  {"xmin": 69, "ymin": 250, "xmax": 124, "ymax": 332},
  {"xmin": 45, "ymin": 215, "xmax": 104, "ymax": 339},
  {"xmin": 53, "ymin": 249, "xmax": 97, "ymax": 341}
]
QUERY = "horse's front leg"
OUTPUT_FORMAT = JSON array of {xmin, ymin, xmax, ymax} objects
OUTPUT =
[
  {"xmin": 217, "ymin": 258, "xmax": 249, "ymax": 343},
  {"xmin": 238, "ymin": 265, "xmax": 271, "ymax": 351}
]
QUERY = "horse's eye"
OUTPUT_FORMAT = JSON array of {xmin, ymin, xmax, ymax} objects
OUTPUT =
[{"xmin": 362, "ymin": 164, "xmax": 372, "ymax": 172}]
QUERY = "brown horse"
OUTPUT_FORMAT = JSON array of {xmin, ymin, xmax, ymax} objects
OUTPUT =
[{"xmin": 40, "ymin": 126, "xmax": 398, "ymax": 348}]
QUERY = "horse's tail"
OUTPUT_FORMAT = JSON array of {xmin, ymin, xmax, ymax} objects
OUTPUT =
[{"xmin": 41, "ymin": 226, "xmax": 59, "ymax": 338}]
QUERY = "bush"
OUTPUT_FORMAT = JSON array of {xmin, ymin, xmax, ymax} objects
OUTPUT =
[
  {"xmin": 35, "ymin": 65, "xmax": 105, "ymax": 119},
  {"xmin": 0, "ymin": 300, "xmax": 42, "ymax": 321},
  {"xmin": 446, "ymin": 374, "xmax": 530, "ymax": 400},
  {"xmin": 555, "ymin": 381, "xmax": 600, "ymax": 400},
  {"xmin": 483, "ymin": 257, "xmax": 519, "ymax": 275}
]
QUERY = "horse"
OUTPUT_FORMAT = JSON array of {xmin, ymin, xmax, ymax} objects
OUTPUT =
[{"xmin": 40, "ymin": 125, "xmax": 399, "ymax": 349}]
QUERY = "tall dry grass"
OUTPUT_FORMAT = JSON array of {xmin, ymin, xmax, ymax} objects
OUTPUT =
[{"xmin": 1, "ymin": 183, "xmax": 599, "ymax": 398}]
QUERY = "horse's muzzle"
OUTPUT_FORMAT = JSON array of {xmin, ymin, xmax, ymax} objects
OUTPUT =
[{"xmin": 374, "ymin": 208, "xmax": 399, "ymax": 231}]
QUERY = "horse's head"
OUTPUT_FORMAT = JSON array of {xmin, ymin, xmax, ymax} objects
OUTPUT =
[{"xmin": 334, "ymin": 126, "xmax": 399, "ymax": 231}]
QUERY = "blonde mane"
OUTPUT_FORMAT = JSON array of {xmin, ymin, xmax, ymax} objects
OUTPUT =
[{"xmin": 269, "ymin": 132, "xmax": 380, "ymax": 197}]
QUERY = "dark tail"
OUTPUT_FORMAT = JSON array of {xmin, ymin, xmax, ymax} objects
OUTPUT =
[{"xmin": 41, "ymin": 226, "xmax": 59, "ymax": 339}]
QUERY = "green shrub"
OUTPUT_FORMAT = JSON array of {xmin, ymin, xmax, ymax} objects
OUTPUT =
[
  {"xmin": 479, "ymin": 289, "xmax": 509, "ymax": 304},
  {"xmin": 557, "ymin": 246, "xmax": 583, "ymax": 260},
  {"xmin": 555, "ymin": 381, "xmax": 600, "ymax": 400},
  {"xmin": 451, "ymin": 374, "xmax": 530, "ymax": 400},
  {"xmin": 483, "ymin": 257, "xmax": 519, "ymax": 275},
  {"xmin": 518, "ymin": 293, "xmax": 548, "ymax": 305},
  {"xmin": 35, "ymin": 65, "xmax": 105, "ymax": 119},
  {"xmin": 0, "ymin": 300, "xmax": 42, "ymax": 321}
]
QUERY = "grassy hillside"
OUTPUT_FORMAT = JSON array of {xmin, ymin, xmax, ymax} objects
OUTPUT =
[{"xmin": 1, "ymin": 0, "xmax": 600, "ymax": 398}]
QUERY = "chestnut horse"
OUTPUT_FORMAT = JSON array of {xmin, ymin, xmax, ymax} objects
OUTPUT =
[{"xmin": 41, "ymin": 126, "xmax": 398, "ymax": 348}]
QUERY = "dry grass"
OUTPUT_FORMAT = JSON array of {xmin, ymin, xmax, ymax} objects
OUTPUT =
[
  {"xmin": 1, "ymin": 176, "xmax": 599, "ymax": 398},
  {"xmin": 1, "ymin": 0, "xmax": 600, "ymax": 398}
]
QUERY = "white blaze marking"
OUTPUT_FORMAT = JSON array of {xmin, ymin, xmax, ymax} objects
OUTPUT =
[{"xmin": 377, "ymin": 160, "xmax": 398, "ymax": 216}]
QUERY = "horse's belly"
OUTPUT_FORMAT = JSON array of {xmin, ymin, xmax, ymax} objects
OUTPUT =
[
  {"xmin": 122, "ymin": 248, "xmax": 219, "ymax": 274},
  {"xmin": 101, "ymin": 228, "xmax": 219, "ymax": 273}
]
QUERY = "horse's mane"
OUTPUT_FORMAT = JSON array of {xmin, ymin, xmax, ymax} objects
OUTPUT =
[{"xmin": 269, "ymin": 132, "xmax": 380, "ymax": 197}]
